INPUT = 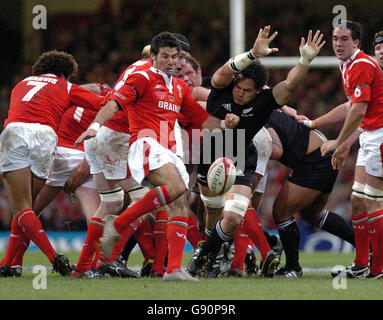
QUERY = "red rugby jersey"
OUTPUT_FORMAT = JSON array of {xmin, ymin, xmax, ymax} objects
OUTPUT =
[
  {"xmin": 5, "ymin": 74, "xmax": 104, "ymax": 132},
  {"xmin": 105, "ymin": 59, "xmax": 152, "ymax": 134},
  {"xmin": 110, "ymin": 66, "xmax": 209, "ymax": 153},
  {"xmin": 340, "ymin": 49, "xmax": 383, "ymax": 130}
]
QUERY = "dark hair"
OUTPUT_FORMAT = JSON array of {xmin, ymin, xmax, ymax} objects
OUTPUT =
[
  {"xmin": 336, "ymin": 20, "xmax": 363, "ymax": 42},
  {"xmin": 235, "ymin": 60, "xmax": 268, "ymax": 90},
  {"xmin": 172, "ymin": 33, "xmax": 191, "ymax": 52},
  {"xmin": 373, "ymin": 31, "xmax": 383, "ymax": 47},
  {"xmin": 32, "ymin": 50, "xmax": 78, "ymax": 78},
  {"xmin": 185, "ymin": 55, "xmax": 200, "ymax": 72},
  {"xmin": 150, "ymin": 32, "xmax": 180, "ymax": 55}
]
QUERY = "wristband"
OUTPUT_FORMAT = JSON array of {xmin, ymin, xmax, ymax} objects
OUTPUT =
[
  {"xmin": 299, "ymin": 56, "xmax": 310, "ymax": 66},
  {"xmin": 89, "ymin": 122, "xmax": 101, "ymax": 132},
  {"xmin": 220, "ymin": 120, "xmax": 227, "ymax": 129},
  {"xmin": 229, "ymin": 51, "xmax": 256, "ymax": 73},
  {"xmin": 302, "ymin": 120, "xmax": 312, "ymax": 128}
]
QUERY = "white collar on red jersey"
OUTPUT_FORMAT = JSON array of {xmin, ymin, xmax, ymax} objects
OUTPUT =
[
  {"xmin": 339, "ymin": 48, "xmax": 361, "ymax": 70},
  {"xmin": 149, "ymin": 66, "xmax": 173, "ymax": 93},
  {"xmin": 339, "ymin": 48, "xmax": 361, "ymax": 82},
  {"xmin": 41, "ymin": 73, "xmax": 58, "ymax": 77}
]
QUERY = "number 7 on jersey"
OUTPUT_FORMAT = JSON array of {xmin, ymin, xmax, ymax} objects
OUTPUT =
[{"xmin": 22, "ymin": 81, "xmax": 48, "ymax": 101}]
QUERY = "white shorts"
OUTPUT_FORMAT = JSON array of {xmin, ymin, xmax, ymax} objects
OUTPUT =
[
  {"xmin": 85, "ymin": 126, "xmax": 131, "ymax": 180},
  {"xmin": 128, "ymin": 137, "xmax": 189, "ymax": 188},
  {"xmin": 357, "ymin": 128, "xmax": 383, "ymax": 177},
  {"xmin": 46, "ymin": 146, "xmax": 94, "ymax": 189},
  {"xmin": 0, "ymin": 122, "xmax": 57, "ymax": 179}
]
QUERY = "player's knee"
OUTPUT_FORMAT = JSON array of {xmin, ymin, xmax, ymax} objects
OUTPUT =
[
  {"xmin": 165, "ymin": 182, "xmax": 187, "ymax": 201},
  {"xmin": 351, "ymin": 193, "xmax": 366, "ymax": 213},
  {"xmin": 200, "ymin": 193, "xmax": 225, "ymax": 212},
  {"xmin": 223, "ymin": 193, "xmax": 249, "ymax": 218},
  {"xmin": 99, "ymin": 187, "xmax": 125, "ymax": 214},
  {"xmin": 224, "ymin": 212, "xmax": 243, "ymax": 230}
]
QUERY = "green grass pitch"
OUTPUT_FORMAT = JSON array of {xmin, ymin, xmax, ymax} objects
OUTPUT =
[{"xmin": 0, "ymin": 251, "xmax": 382, "ymax": 300}]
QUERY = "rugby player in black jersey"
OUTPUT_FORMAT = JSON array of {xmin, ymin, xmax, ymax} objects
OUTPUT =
[
  {"xmin": 249, "ymin": 111, "xmax": 355, "ymax": 277},
  {"xmin": 187, "ymin": 26, "xmax": 325, "ymax": 278}
]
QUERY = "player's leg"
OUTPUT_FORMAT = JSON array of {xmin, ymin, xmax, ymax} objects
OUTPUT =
[
  {"xmin": 299, "ymin": 193, "xmax": 355, "ymax": 246},
  {"xmin": 273, "ymin": 182, "xmax": 322, "ymax": 277},
  {"xmin": 364, "ymin": 173, "xmax": 383, "ymax": 278}
]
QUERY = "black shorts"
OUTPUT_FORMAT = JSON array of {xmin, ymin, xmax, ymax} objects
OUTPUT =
[
  {"xmin": 287, "ymin": 148, "xmax": 338, "ymax": 193},
  {"xmin": 197, "ymin": 144, "xmax": 258, "ymax": 189}
]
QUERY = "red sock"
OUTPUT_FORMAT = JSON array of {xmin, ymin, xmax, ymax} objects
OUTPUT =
[
  {"xmin": 91, "ymin": 245, "xmax": 101, "ymax": 270},
  {"xmin": 231, "ymin": 222, "xmax": 248, "ymax": 271},
  {"xmin": 0, "ymin": 216, "xmax": 27, "ymax": 266},
  {"xmin": 152, "ymin": 210, "xmax": 168, "ymax": 275},
  {"xmin": 76, "ymin": 217, "xmax": 103, "ymax": 272},
  {"xmin": 166, "ymin": 216, "xmax": 188, "ymax": 274},
  {"xmin": 107, "ymin": 218, "xmax": 143, "ymax": 262},
  {"xmin": 352, "ymin": 212, "xmax": 370, "ymax": 267},
  {"xmin": 11, "ymin": 236, "xmax": 30, "ymax": 268},
  {"xmin": 17, "ymin": 209, "xmax": 56, "ymax": 264},
  {"xmin": 114, "ymin": 186, "xmax": 171, "ymax": 234},
  {"xmin": 243, "ymin": 206, "xmax": 271, "ymax": 261},
  {"xmin": 135, "ymin": 220, "xmax": 155, "ymax": 262},
  {"xmin": 187, "ymin": 214, "xmax": 203, "ymax": 249},
  {"xmin": 368, "ymin": 209, "xmax": 383, "ymax": 274}
]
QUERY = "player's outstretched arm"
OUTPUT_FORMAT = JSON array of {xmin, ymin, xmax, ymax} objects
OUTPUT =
[
  {"xmin": 211, "ymin": 25, "xmax": 278, "ymax": 89},
  {"xmin": 296, "ymin": 101, "xmax": 350, "ymax": 128},
  {"xmin": 321, "ymin": 101, "xmax": 367, "ymax": 156},
  {"xmin": 74, "ymin": 99, "xmax": 119, "ymax": 148},
  {"xmin": 272, "ymin": 30, "xmax": 325, "ymax": 106}
]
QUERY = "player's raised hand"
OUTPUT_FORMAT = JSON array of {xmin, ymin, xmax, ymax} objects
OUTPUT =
[
  {"xmin": 251, "ymin": 25, "xmax": 279, "ymax": 58},
  {"xmin": 299, "ymin": 30, "xmax": 326, "ymax": 65}
]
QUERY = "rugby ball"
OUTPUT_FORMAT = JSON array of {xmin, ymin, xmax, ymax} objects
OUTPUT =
[{"xmin": 207, "ymin": 157, "xmax": 236, "ymax": 195}]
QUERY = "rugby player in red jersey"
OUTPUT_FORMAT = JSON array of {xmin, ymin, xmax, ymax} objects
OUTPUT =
[
  {"xmin": 321, "ymin": 21, "xmax": 383, "ymax": 278},
  {"xmin": 0, "ymin": 51, "xmax": 105, "ymax": 277},
  {"xmin": 75, "ymin": 32, "xmax": 238, "ymax": 281}
]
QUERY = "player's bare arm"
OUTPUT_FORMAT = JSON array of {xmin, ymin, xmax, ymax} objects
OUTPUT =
[
  {"xmin": 272, "ymin": 30, "xmax": 325, "ymax": 106},
  {"xmin": 211, "ymin": 25, "xmax": 278, "ymax": 89},
  {"xmin": 296, "ymin": 101, "xmax": 350, "ymax": 128},
  {"xmin": 74, "ymin": 99, "xmax": 119, "ymax": 147},
  {"xmin": 321, "ymin": 101, "xmax": 367, "ymax": 156}
]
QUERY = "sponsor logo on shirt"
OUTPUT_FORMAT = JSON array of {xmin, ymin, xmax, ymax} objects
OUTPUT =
[{"xmin": 158, "ymin": 100, "xmax": 180, "ymax": 113}]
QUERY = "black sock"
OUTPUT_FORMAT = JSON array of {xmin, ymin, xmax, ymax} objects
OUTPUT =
[
  {"xmin": 200, "ymin": 220, "xmax": 232, "ymax": 257},
  {"xmin": 120, "ymin": 235, "xmax": 138, "ymax": 262},
  {"xmin": 277, "ymin": 218, "xmax": 301, "ymax": 270},
  {"xmin": 317, "ymin": 211, "xmax": 355, "ymax": 246},
  {"xmin": 263, "ymin": 231, "xmax": 278, "ymax": 248}
]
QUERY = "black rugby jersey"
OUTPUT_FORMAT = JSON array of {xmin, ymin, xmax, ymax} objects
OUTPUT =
[
  {"xmin": 206, "ymin": 84, "xmax": 280, "ymax": 148},
  {"xmin": 265, "ymin": 110, "xmax": 311, "ymax": 168}
]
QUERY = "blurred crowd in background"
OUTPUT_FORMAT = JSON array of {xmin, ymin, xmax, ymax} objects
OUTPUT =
[{"xmin": 1, "ymin": 0, "xmax": 380, "ymax": 231}]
